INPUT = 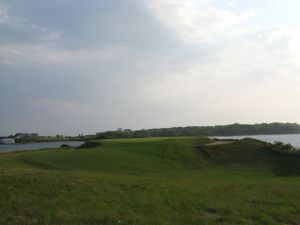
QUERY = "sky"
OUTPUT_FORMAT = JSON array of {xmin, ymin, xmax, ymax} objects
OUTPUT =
[{"xmin": 0, "ymin": 0, "xmax": 300, "ymax": 136}]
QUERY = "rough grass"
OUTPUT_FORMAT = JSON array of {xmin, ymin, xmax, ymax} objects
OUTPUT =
[{"xmin": 0, "ymin": 137, "xmax": 300, "ymax": 225}]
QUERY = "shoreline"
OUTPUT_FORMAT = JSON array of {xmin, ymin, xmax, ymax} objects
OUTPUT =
[{"xmin": 0, "ymin": 141, "xmax": 84, "ymax": 154}]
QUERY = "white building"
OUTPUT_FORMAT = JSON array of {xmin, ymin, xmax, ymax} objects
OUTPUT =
[{"xmin": 0, "ymin": 139, "xmax": 15, "ymax": 144}]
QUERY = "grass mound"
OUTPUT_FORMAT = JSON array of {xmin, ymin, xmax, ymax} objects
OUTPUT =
[
  {"xmin": 78, "ymin": 141, "xmax": 102, "ymax": 149},
  {"xmin": 198, "ymin": 138, "xmax": 300, "ymax": 176}
]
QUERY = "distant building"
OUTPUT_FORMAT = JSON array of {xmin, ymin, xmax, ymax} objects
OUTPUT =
[{"xmin": 0, "ymin": 139, "xmax": 15, "ymax": 144}]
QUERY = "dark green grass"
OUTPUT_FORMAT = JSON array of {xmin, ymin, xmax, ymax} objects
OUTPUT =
[{"xmin": 0, "ymin": 137, "xmax": 300, "ymax": 225}]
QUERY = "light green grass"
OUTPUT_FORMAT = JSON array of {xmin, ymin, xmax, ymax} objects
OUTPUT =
[{"xmin": 0, "ymin": 137, "xmax": 300, "ymax": 225}]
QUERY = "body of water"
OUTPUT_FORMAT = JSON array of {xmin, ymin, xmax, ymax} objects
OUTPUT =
[
  {"xmin": 0, "ymin": 141, "xmax": 84, "ymax": 153},
  {"xmin": 212, "ymin": 134, "xmax": 300, "ymax": 148}
]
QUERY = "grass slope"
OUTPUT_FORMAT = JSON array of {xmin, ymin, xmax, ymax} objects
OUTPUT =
[{"xmin": 0, "ymin": 137, "xmax": 300, "ymax": 225}]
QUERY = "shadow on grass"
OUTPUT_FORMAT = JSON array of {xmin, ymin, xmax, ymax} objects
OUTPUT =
[
  {"xmin": 197, "ymin": 139, "xmax": 300, "ymax": 177},
  {"xmin": 77, "ymin": 141, "xmax": 102, "ymax": 149},
  {"xmin": 271, "ymin": 152, "xmax": 300, "ymax": 177}
]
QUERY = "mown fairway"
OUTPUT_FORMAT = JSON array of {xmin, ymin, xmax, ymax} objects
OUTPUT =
[{"xmin": 0, "ymin": 137, "xmax": 300, "ymax": 225}]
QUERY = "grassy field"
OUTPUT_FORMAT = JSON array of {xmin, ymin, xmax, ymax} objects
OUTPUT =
[{"xmin": 0, "ymin": 137, "xmax": 300, "ymax": 225}]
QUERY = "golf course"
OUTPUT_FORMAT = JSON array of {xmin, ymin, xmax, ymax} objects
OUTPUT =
[{"xmin": 0, "ymin": 137, "xmax": 300, "ymax": 225}]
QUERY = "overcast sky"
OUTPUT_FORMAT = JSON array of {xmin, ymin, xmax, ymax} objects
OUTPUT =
[{"xmin": 0, "ymin": 0, "xmax": 300, "ymax": 136}]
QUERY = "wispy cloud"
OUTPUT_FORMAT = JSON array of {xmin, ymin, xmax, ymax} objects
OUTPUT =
[
  {"xmin": 0, "ymin": 44, "xmax": 127, "ymax": 65},
  {"xmin": 0, "ymin": 3, "xmax": 61, "ymax": 45},
  {"xmin": 0, "ymin": 4, "xmax": 20, "ymax": 26},
  {"xmin": 140, "ymin": 1, "xmax": 300, "ymax": 122},
  {"xmin": 36, "ymin": 98, "xmax": 89, "ymax": 112},
  {"xmin": 146, "ymin": 0, "xmax": 255, "ymax": 44}
]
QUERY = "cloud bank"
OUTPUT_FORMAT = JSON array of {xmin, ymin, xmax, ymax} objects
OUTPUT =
[{"xmin": 0, "ymin": 0, "xmax": 299, "ymax": 135}]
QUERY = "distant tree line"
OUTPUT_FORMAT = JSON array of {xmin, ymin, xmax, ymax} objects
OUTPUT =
[
  {"xmin": 3, "ymin": 123, "xmax": 299, "ymax": 143},
  {"xmin": 96, "ymin": 123, "xmax": 300, "ymax": 139}
]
